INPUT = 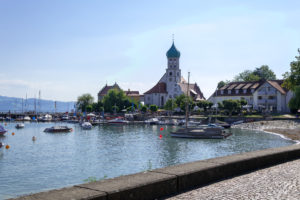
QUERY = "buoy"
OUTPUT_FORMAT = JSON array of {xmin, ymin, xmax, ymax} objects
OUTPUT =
[
  {"xmin": 12, "ymin": 132, "xmax": 15, "ymax": 136},
  {"xmin": 5, "ymin": 145, "xmax": 10, "ymax": 149},
  {"xmin": 32, "ymin": 136, "xmax": 36, "ymax": 141},
  {"xmin": 159, "ymin": 134, "xmax": 163, "ymax": 139},
  {"xmin": 160, "ymin": 127, "xmax": 164, "ymax": 131}
]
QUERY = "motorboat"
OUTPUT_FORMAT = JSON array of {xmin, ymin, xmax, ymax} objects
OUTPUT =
[
  {"xmin": 170, "ymin": 126, "xmax": 231, "ymax": 139},
  {"xmin": 144, "ymin": 118, "xmax": 159, "ymax": 125},
  {"xmin": 23, "ymin": 116, "xmax": 31, "ymax": 121},
  {"xmin": 107, "ymin": 118, "xmax": 129, "ymax": 124},
  {"xmin": 44, "ymin": 126, "xmax": 73, "ymax": 133},
  {"xmin": 81, "ymin": 122, "xmax": 92, "ymax": 130},
  {"xmin": 0, "ymin": 125, "xmax": 7, "ymax": 136},
  {"xmin": 15, "ymin": 123, "xmax": 25, "ymax": 129},
  {"xmin": 41, "ymin": 114, "xmax": 52, "ymax": 122}
]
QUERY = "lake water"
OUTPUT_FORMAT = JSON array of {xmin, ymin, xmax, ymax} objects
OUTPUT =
[{"xmin": 0, "ymin": 122, "xmax": 295, "ymax": 199}]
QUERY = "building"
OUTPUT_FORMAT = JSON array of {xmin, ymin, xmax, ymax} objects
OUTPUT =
[
  {"xmin": 97, "ymin": 83, "xmax": 142, "ymax": 102},
  {"xmin": 144, "ymin": 42, "xmax": 205, "ymax": 107},
  {"xmin": 208, "ymin": 80, "xmax": 293, "ymax": 113}
]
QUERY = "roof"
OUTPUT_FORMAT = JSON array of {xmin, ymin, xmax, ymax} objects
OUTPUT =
[
  {"xmin": 267, "ymin": 80, "xmax": 287, "ymax": 94},
  {"xmin": 144, "ymin": 82, "xmax": 167, "ymax": 94},
  {"xmin": 166, "ymin": 42, "xmax": 181, "ymax": 58},
  {"xmin": 178, "ymin": 82, "xmax": 206, "ymax": 100},
  {"xmin": 124, "ymin": 90, "xmax": 139, "ymax": 95},
  {"xmin": 98, "ymin": 83, "xmax": 121, "ymax": 96},
  {"xmin": 212, "ymin": 80, "xmax": 288, "ymax": 97}
]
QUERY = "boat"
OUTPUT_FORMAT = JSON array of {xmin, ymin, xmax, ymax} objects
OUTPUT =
[
  {"xmin": 144, "ymin": 118, "xmax": 159, "ymax": 125},
  {"xmin": 44, "ymin": 126, "xmax": 73, "ymax": 133},
  {"xmin": 41, "ymin": 114, "xmax": 52, "ymax": 122},
  {"xmin": 0, "ymin": 125, "xmax": 7, "ymax": 136},
  {"xmin": 107, "ymin": 117, "xmax": 129, "ymax": 124},
  {"xmin": 81, "ymin": 122, "xmax": 92, "ymax": 130},
  {"xmin": 170, "ymin": 127, "xmax": 231, "ymax": 139},
  {"xmin": 23, "ymin": 116, "xmax": 31, "ymax": 121},
  {"xmin": 15, "ymin": 123, "xmax": 25, "ymax": 129},
  {"xmin": 170, "ymin": 72, "xmax": 231, "ymax": 139}
]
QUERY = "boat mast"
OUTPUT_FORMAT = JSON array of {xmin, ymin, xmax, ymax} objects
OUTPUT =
[{"xmin": 185, "ymin": 72, "xmax": 190, "ymax": 129}]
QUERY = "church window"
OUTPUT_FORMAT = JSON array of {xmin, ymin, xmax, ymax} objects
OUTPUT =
[
  {"xmin": 169, "ymin": 72, "xmax": 172, "ymax": 76},
  {"xmin": 169, "ymin": 78, "xmax": 172, "ymax": 82}
]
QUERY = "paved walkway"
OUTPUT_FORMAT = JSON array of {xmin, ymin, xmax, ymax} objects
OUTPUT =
[{"xmin": 166, "ymin": 159, "xmax": 300, "ymax": 200}]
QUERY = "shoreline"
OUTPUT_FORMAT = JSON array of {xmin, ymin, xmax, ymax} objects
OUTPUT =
[{"xmin": 232, "ymin": 120, "xmax": 300, "ymax": 144}]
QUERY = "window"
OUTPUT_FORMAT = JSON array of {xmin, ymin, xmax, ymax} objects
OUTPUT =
[
  {"xmin": 258, "ymin": 96, "xmax": 262, "ymax": 100},
  {"xmin": 169, "ymin": 78, "xmax": 172, "ymax": 82},
  {"xmin": 235, "ymin": 89, "xmax": 239, "ymax": 94},
  {"xmin": 268, "ymin": 96, "xmax": 274, "ymax": 100},
  {"xmin": 267, "ymin": 87, "xmax": 271, "ymax": 91},
  {"xmin": 177, "ymin": 72, "xmax": 179, "ymax": 76},
  {"xmin": 169, "ymin": 72, "xmax": 172, "ymax": 76},
  {"xmin": 221, "ymin": 90, "xmax": 224, "ymax": 95},
  {"xmin": 243, "ymin": 89, "xmax": 247, "ymax": 94},
  {"xmin": 228, "ymin": 90, "xmax": 231, "ymax": 94},
  {"xmin": 251, "ymin": 89, "xmax": 254, "ymax": 93}
]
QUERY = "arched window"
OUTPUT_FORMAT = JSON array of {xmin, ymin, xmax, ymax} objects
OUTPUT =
[{"xmin": 169, "ymin": 72, "xmax": 172, "ymax": 76}]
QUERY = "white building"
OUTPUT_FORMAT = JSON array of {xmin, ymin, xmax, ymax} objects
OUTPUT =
[
  {"xmin": 144, "ymin": 42, "xmax": 205, "ymax": 107},
  {"xmin": 208, "ymin": 80, "xmax": 293, "ymax": 113}
]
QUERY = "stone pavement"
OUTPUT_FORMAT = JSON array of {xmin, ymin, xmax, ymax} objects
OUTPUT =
[{"xmin": 166, "ymin": 159, "xmax": 300, "ymax": 200}]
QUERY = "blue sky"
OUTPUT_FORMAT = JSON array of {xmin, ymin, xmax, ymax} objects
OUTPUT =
[{"xmin": 0, "ymin": 0, "xmax": 300, "ymax": 101}]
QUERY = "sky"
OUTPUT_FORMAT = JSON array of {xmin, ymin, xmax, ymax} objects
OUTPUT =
[{"xmin": 0, "ymin": 0, "xmax": 300, "ymax": 101}]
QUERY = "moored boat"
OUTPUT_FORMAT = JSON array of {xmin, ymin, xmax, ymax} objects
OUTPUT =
[
  {"xmin": 144, "ymin": 118, "xmax": 159, "ymax": 125},
  {"xmin": 81, "ymin": 122, "xmax": 92, "ymax": 130},
  {"xmin": 107, "ymin": 117, "xmax": 129, "ymax": 124},
  {"xmin": 15, "ymin": 123, "xmax": 25, "ymax": 129},
  {"xmin": 170, "ymin": 127, "xmax": 231, "ymax": 139},
  {"xmin": 44, "ymin": 126, "xmax": 72, "ymax": 133},
  {"xmin": 0, "ymin": 125, "xmax": 7, "ymax": 136}
]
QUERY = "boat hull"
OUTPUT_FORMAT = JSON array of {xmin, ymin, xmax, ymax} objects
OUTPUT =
[{"xmin": 170, "ymin": 127, "xmax": 232, "ymax": 139}]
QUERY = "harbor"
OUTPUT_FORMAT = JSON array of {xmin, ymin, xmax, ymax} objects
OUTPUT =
[{"xmin": 0, "ymin": 121, "xmax": 296, "ymax": 199}]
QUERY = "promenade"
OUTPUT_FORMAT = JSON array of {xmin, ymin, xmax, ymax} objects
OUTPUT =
[{"xmin": 167, "ymin": 159, "xmax": 300, "ymax": 200}]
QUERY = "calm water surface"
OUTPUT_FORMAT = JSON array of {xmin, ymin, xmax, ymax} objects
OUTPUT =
[{"xmin": 0, "ymin": 122, "xmax": 295, "ymax": 199}]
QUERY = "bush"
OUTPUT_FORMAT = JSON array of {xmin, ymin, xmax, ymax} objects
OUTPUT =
[{"xmin": 149, "ymin": 104, "xmax": 158, "ymax": 112}]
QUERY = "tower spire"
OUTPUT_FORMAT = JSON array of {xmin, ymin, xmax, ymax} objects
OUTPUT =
[{"xmin": 172, "ymin": 34, "xmax": 174, "ymax": 43}]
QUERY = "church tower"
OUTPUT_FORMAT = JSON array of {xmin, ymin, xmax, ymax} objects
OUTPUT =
[{"xmin": 166, "ymin": 41, "xmax": 181, "ymax": 99}]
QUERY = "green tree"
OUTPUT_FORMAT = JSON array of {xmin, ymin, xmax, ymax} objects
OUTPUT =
[
  {"xmin": 149, "ymin": 104, "xmax": 158, "ymax": 112},
  {"xmin": 288, "ymin": 86, "xmax": 300, "ymax": 113},
  {"xmin": 282, "ymin": 49, "xmax": 300, "ymax": 90},
  {"xmin": 91, "ymin": 101, "xmax": 103, "ymax": 112},
  {"xmin": 175, "ymin": 94, "xmax": 193, "ymax": 112},
  {"xmin": 233, "ymin": 66, "xmax": 276, "ymax": 82},
  {"xmin": 217, "ymin": 81, "xmax": 226, "ymax": 89},
  {"xmin": 141, "ymin": 105, "xmax": 147, "ymax": 113},
  {"xmin": 77, "ymin": 93, "xmax": 94, "ymax": 112},
  {"xmin": 233, "ymin": 70, "xmax": 260, "ymax": 82},
  {"xmin": 102, "ymin": 89, "xmax": 134, "ymax": 113},
  {"xmin": 222, "ymin": 99, "xmax": 240, "ymax": 116},
  {"xmin": 253, "ymin": 65, "xmax": 276, "ymax": 80},
  {"xmin": 164, "ymin": 99, "xmax": 177, "ymax": 111}
]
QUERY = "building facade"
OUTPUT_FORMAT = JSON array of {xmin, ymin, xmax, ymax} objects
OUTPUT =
[
  {"xmin": 144, "ymin": 42, "xmax": 205, "ymax": 107},
  {"xmin": 208, "ymin": 80, "xmax": 293, "ymax": 113},
  {"xmin": 98, "ymin": 83, "xmax": 142, "ymax": 102}
]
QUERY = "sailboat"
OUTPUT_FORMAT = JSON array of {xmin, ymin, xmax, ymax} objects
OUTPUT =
[{"xmin": 170, "ymin": 72, "xmax": 231, "ymax": 139}]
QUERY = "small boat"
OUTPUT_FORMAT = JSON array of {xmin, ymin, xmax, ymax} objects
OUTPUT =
[
  {"xmin": 23, "ymin": 116, "xmax": 31, "ymax": 121},
  {"xmin": 170, "ymin": 127, "xmax": 231, "ymax": 139},
  {"xmin": 0, "ymin": 125, "xmax": 7, "ymax": 136},
  {"xmin": 81, "ymin": 122, "xmax": 92, "ymax": 130},
  {"xmin": 44, "ymin": 126, "xmax": 72, "ymax": 133},
  {"xmin": 41, "ymin": 114, "xmax": 52, "ymax": 122},
  {"xmin": 15, "ymin": 123, "xmax": 25, "ymax": 129},
  {"xmin": 108, "ymin": 118, "xmax": 129, "ymax": 124},
  {"xmin": 232, "ymin": 120, "xmax": 244, "ymax": 125},
  {"xmin": 144, "ymin": 118, "xmax": 159, "ymax": 125}
]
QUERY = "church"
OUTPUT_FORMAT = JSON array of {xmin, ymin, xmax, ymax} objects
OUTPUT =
[{"xmin": 144, "ymin": 42, "xmax": 205, "ymax": 107}]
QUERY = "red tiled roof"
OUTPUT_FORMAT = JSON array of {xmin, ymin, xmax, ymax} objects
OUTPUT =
[{"xmin": 144, "ymin": 82, "xmax": 167, "ymax": 94}]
